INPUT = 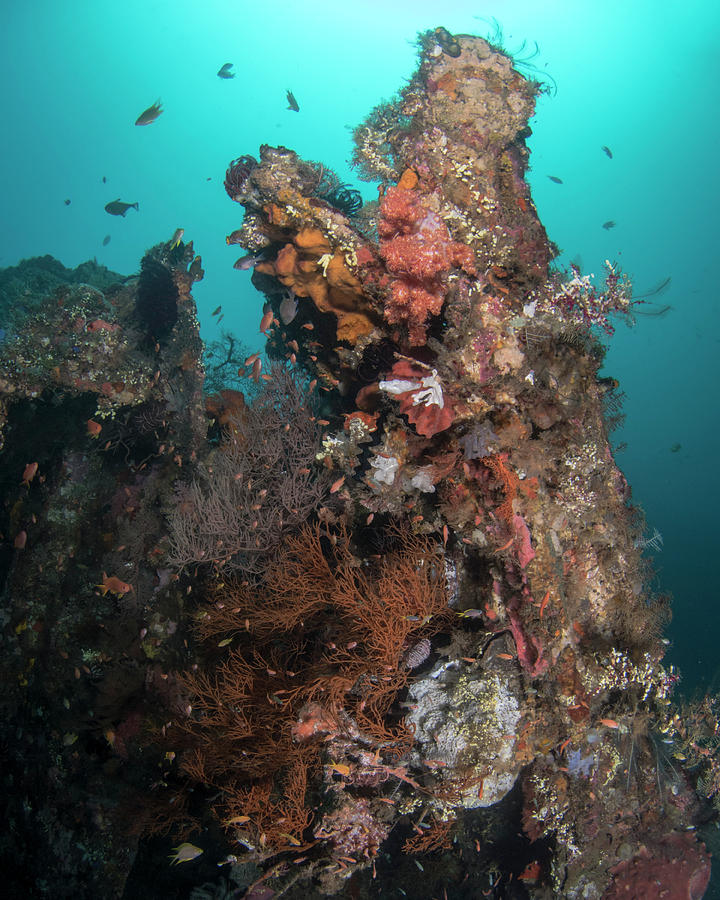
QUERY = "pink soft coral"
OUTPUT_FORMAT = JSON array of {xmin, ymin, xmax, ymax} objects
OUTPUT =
[
  {"xmin": 385, "ymin": 281, "xmax": 444, "ymax": 346},
  {"xmin": 379, "ymin": 186, "xmax": 475, "ymax": 346},
  {"xmin": 507, "ymin": 602, "xmax": 548, "ymax": 677}
]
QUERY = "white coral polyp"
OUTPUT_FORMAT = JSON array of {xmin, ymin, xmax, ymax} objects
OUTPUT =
[
  {"xmin": 410, "ymin": 468, "xmax": 436, "ymax": 493},
  {"xmin": 369, "ymin": 454, "xmax": 399, "ymax": 485},
  {"xmin": 379, "ymin": 369, "xmax": 444, "ymax": 409},
  {"xmin": 379, "ymin": 377, "xmax": 420, "ymax": 396}
]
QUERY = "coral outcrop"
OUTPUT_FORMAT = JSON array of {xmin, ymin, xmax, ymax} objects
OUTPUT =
[
  {"xmin": 1, "ymin": 25, "xmax": 716, "ymax": 900},
  {"xmin": 191, "ymin": 27, "xmax": 710, "ymax": 898}
]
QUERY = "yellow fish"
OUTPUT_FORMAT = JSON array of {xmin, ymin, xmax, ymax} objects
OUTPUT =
[{"xmin": 169, "ymin": 843, "xmax": 203, "ymax": 865}]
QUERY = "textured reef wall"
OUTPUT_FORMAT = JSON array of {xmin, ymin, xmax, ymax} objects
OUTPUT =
[
  {"xmin": 0, "ymin": 27, "xmax": 717, "ymax": 900},
  {"xmin": 0, "ymin": 244, "xmax": 209, "ymax": 896}
]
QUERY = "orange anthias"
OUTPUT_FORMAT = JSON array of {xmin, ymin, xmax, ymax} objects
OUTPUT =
[
  {"xmin": 21, "ymin": 462, "xmax": 38, "ymax": 486},
  {"xmin": 96, "ymin": 572, "xmax": 133, "ymax": 597},
  {"xmin": 259, "ymin": 309, "xmax": 275, "ymax": 333}
]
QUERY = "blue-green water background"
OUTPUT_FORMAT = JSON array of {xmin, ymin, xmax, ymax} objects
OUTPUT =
[{"xmin": 2, "ymin": 0, "xmax": 718, "ymax": 692}]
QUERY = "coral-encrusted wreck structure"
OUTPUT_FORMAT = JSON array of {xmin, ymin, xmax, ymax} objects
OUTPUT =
[
  {"xmin": 1, "ymin": 27, "xmax": 716, "ymax": 900},
  {"xmin": 187, "ymin": 29, "xmax": 711, "ymax": 898}
]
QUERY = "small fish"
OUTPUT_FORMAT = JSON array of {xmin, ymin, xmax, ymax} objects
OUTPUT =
[
  {"xmin": 538, "ymin": 589, "xmax": 551, "ymax": 618},
  {"xmin": 169, "ymin": 843, "xmax": 204, "ymax": 865},
  {"xmin": 670, "ymin": 442, "xmax": 682, "ymax": 453},
  {"xmin": 547, "ymin": 175, "xmax": 563, "ymax": 184},
  {"xmin": 169, "ymin": 228, "xmax": 184, "ymax": 249},
  {"xmin": 233, "ymin": 253, "xmax": 261, "ymax": 270},
  {"xmin": 22, "ymin": 462, "xmax": 39, "ymax": 486},
  {"xmin": 104, "ymin": 199, "xmax": 138, "ymax": 217},
  {"xmin": 223, "ymin": 815, "xmax": 251, "ymax": 826},
  {"xmin": 102, "ymin": 234, "xmax": 111, "ymax": 246},
  {"xmin": 601, "ymin": 145, "xmax": 613, "ymax": 158},
  {"xmin": 279, "ymin": 292, "xmax": 298, "ymax": 325},
  {"xmin": 602, "ymin": 220, "xmax": 616, "ymax": 230},
  {"xmin": 259, "ymin": 309, "xmax": 274, "ymax": 333},
  {"xmin": 96, "ymin": 572, "xmax": 133, "ymax": 597},
  {"xmin": 211, "ymin": 305, "xmax": 222, "ymax": 317},
  {"xmin": 135, "ymin": 100, "xmax": 163, "ymax": 126},
  {"xmin": 279, "ymin": 833, "xmax": 302, "ymax": 846},
  {"xmin": 422, "ymin": 759, "xmax": 447, "ymax": 769},
  {"xmin": 217, "ymin": 62, "xmax": 235, "ymax": 79},
  {"xmin": 102, "ymin": 175, "xmax": 107, "ymax": 183},
  {"xmin": 328, "ymin": 762, "xmax": 350, "ymax": 776},
  {"xmin": 64, "ymin": 198, "xmax": 71, "ymax": 206},
  {"xmin": 14, "ymin": 530, "xmax": 27, "ymax": 550},
  {"xmin": 87, "ymin": 318, "xmax": 118, "ymax": 332},
  {"xmin": 87, "ymin": 418, "xmax": 102, "ymax": 437},
  {"xmin": 226, "ymin": 229, "xmax": 244, "ymax": 245},
  {"xmin": 286, "ymin": 89, "xmax": 299, "ymax": 112}
]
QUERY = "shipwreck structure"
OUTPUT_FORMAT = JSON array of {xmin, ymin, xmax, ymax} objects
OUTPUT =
[{"xmin": 0, "ymin": 28, "xmax": 715, "ymax": 900}]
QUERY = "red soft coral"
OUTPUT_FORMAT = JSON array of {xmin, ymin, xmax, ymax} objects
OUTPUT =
[
  {"xmin": 379, "ymin": 360, "xmax": 455, "ymax": 438},
  {"xmin": 386, "ymin": 281, "xmax": 444, "ymax": 346},
  {"xmin": 378, "ymin": 187, "xmax": 424, "ymax": 237},
  {"xmin": 378, "ymin": 187, "xmax": 475, "ymax": 346}
]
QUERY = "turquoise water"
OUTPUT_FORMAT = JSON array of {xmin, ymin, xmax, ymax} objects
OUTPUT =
[{"xmin": 2, "ymin": 0, "xmax": 718, "ymax": 691}]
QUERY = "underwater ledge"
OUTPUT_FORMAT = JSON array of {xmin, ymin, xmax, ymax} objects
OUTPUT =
[{"xmin": 0, "ymin": 27, "xmax": 716, "ymax": 900}]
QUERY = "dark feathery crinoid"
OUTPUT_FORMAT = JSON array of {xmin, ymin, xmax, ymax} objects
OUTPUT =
[
  {"xmin": 224, "ymin": 155, "xmax": 258, "ymax": 201},
  {"xmin": 311, "ymin": 166, "xmax": 363, "ymax": 216},
  {"xmin": 322, "ymin": 183, "xmax": 363, "ymax": 216}
]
